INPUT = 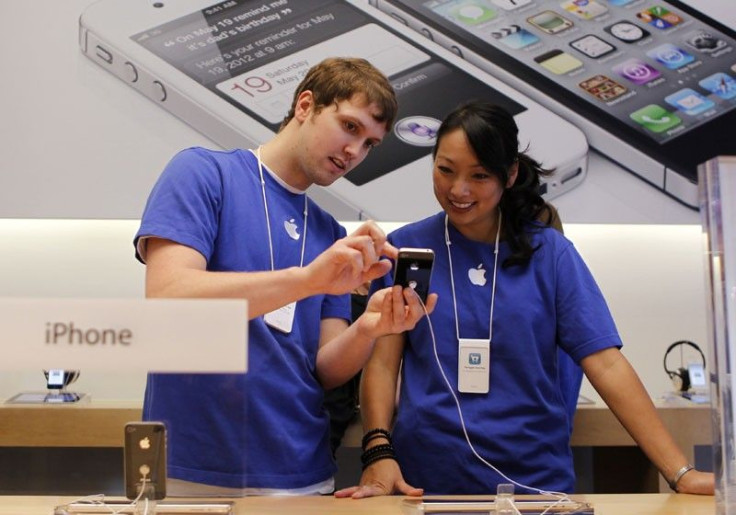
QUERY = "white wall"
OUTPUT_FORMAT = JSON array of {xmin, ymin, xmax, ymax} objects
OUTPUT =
[
  {"xmin": 0, "ymin": 220, "xmax": 708, "ymax": 404},
  {"xmin": 0, "ymin": 220, "xmax": 148, "ymax": 400},
  {"xmin": 564, "ymin": 224, "xmax": 708, "ymax": 401}
]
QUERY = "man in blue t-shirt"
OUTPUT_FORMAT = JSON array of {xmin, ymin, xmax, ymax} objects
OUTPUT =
[{"xmin": 133, "ymin": 57, "xmax": 437, "ymax": 496}]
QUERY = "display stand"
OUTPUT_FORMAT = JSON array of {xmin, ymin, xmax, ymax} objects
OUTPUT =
[
  {"xmin": 699, "ymin": 155, "xmax": 736, "ymax": 514},
  {"xmin": 5, "ymin": 391, "xmax": 86, "ymax": 404},
  {"xmin": 5, "ymin": 369, "xmax": 86, "ymax": 404},
  {"xmin": 401, "ymin": 497, "xmax": 594, "ymax": 514},
  {"xmin": 61, "ymin": 501, "xmax": 233, "ymax": 514}
]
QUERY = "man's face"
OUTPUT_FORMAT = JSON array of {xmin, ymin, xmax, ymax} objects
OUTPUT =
[{"xmin": 294, "ymin": 93, "xmax": 388, "ymax": 188}]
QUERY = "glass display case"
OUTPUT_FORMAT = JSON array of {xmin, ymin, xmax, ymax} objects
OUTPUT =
[{"xmin": 700, "ymin": 156, "xmax": 736, "ymax": 513}]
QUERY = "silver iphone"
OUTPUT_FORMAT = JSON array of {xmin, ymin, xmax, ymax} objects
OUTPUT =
[{"xmin": 79, "ymin": 0, "xmax": 589, "ymax": 221}]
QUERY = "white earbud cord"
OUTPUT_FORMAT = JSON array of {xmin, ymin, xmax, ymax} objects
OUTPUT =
[
  {"xmin": 255, "ymin": 146, "xmax": 308, "ymax": 271},
  {"xmin": 418, "ymin": 299, "xmax": 575, "ymax": 514},
  {"xmin": 445, "ymin": 212, "xmax": 500, "ymax": 342},
  {"xmin": 417, "ymin": 213, "xmax": 579, "ymax": 514}
]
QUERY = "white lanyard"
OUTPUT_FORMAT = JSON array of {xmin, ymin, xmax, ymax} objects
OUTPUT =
[
  {"xmin": 444, "ymin": 211, "xmax": 501, "ymax": 342},
  {"xmin": 255, "ymin": 147, "xmax": 308, "ymax": 333},
  {"xmin": 255, "ymin": 147, "xmax": 308, "ymax": 270}
]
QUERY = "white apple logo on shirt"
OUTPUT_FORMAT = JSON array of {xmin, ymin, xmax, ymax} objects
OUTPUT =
[
  {"xmin": 468, "ymin": 263, "xmax": 487, "ymax": 286},
  {"xmin": 284, "ymin": 218, "xmax": 300, "ymax": 240}
]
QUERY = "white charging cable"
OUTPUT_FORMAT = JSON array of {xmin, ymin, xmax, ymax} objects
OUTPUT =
[
  {"xmin": 54, "ymin": 475, "xmax": 152, "ymax": 515},
  {"xmin": 418, "ymin": 298, "xmax": 584, "ymax": 515}
]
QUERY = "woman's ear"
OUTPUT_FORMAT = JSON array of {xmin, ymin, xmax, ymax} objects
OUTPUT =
[
  {"xmin": 293, "ymin": 90, "xmax": 315, "ymax": 123},
  {"xmin": 506, "ymin": 160, "xmax": 519, "ymax": 189}
]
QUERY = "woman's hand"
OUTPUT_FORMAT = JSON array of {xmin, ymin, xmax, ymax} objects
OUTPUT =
[
  {"xmin": 356, "ymin": 286, "xmax": 438, "ymax": 340},
  {"xmin": 675, "ymin": 469, "xmax": 714, "ymax": 495},
  {"xmin": 334, "ymin": 458, "xmax": 423, "ymax": 499}
]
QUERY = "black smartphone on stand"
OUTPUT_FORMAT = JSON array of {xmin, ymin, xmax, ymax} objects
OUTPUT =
[
  {"xmin": 369, "ymin": 0, "xmax": 736, "ymax": 209},
  {"xmin": 124, "ymin": 422, "xmax": 167, "ymax": 500},
  {"xmin": 393, "ymin": 247, "xmax": 435, "ymax": 303}
]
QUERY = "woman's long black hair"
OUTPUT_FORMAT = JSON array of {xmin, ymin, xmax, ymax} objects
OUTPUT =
[{"xmin": 433, "ymin": 101, "xmax": 556, "ymax": 267}]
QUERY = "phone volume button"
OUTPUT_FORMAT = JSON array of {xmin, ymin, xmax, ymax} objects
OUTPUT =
[
  {"xmin": 124, "ymin": 62, "xmax": 138, "ymax": 83},
  {"xmin": 152, "ymin": 80, "xmax": 167, "ymax": 102},
  {"xmin": 95, "ymin": 45, "xmax": 113, "ymax": 64},
  {"xmin": 389, "ymin": 13, "xmax": 407, "ymax": 25},
  {"xmin": 449, "ymin": 45, "xmax": 464, "ymax": 58}
]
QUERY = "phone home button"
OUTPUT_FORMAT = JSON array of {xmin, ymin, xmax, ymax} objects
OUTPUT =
[{"xmin": 152, "ymin": 80, "xmax": 167, "ymax": 102}]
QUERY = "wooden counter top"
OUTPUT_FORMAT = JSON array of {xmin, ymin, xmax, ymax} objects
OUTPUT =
[{"xmin": 0, "ymin": 493, "xmax": 715, "ymax": 515}]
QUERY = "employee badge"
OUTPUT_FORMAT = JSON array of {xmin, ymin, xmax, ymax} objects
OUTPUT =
[{"xmin": 458, "ymin": 338, "xmax": 491, "ymax": 394}]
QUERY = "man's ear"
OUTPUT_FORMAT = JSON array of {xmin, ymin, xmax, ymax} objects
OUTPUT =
[
  {"xmin": 293, "ymin": 90, "xmax": 315, "ymax": 123},
  {"xmin": 506, "ymin": 160, "xmax": 519, "ymax": 188}
]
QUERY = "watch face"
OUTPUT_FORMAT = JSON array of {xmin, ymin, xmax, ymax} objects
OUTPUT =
[{"xmin": 606, "ymin": 21, "xmax": 650, "ymax": 42}]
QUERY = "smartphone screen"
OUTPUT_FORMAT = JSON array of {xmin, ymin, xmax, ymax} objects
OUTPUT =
[
  {"xmin": 130, "ymin": 0, "xmax": 525, "ymax": 187},
  {"xmin": 393, "ymin": 248, "xmax": 435, "ymax": 303},
  {"xmin": 373, "ymin": 0, "xmax": 736, "ymax": 185}
]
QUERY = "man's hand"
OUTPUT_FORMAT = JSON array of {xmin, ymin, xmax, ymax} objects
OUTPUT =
[{"xmin": 304, "ymin": 221, "xmax": 397, "ymax": 297}]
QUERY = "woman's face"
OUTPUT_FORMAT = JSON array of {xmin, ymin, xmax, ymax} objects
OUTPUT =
[{"xmin": 432, "ymin": 128, "xmax": 516, "ymax": 242}]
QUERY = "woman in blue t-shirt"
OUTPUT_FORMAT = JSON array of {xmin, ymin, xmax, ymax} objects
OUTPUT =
[{"xmin": 336, "ymin": 101, "xmax": 713, "ymax": 497}]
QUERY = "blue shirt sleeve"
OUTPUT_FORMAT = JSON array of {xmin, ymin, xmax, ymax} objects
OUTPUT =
[
  {"xmin": 134, "ymin": 148, "xmax": 223, "ymax": 263},
  {"xmin": 555, "ymin": 241, "xmax": 622, "ymax": 363}
]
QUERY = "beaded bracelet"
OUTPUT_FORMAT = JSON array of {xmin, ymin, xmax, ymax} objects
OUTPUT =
[
  {"xmin": 361, "ymin": 445, "xmax": 397, "ymax": 470},
  {"xmin": 360, "ymin": 443, "xmax": 395, "ymax": 463},
  {"xmin": 361, "ymin": 428, "xmax": 392, "ymax": 450},
  {"xmin": 362, "ymin": 452, "xmax": 397, "ymax": 470},
  {"xmin": 362, "ymin": 432, "xmax": 392, "ymax": 448}
]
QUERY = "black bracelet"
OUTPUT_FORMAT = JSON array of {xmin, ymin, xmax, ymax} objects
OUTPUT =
[
  {"xmin": 361, "ymin": 450, "xmax": 397, "ymax": 470},
  {"xmin": 361, "ymin": 428, "xmax": 392, "ymax": 450},
  {"xmin": 362, "ymin": 432, "xmax": 391, "ymax": 448},
  {"xmin": 360, "ymin": 443, "xmax": 394, "ymax": 464}
]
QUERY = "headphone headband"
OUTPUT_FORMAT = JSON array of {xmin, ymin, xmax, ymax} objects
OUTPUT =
[
  {"xmin": 663, "ymin": 340, "xmax": 706, "ymax": 374},
  {"xmin": 663, "ymin": 340, "xmax": 706, "ymax": 392}
]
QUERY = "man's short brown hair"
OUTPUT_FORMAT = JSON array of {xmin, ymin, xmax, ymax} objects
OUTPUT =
[{"xmin": 279, "ymin": 57, "xmax": 398, "ymax": 131}]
